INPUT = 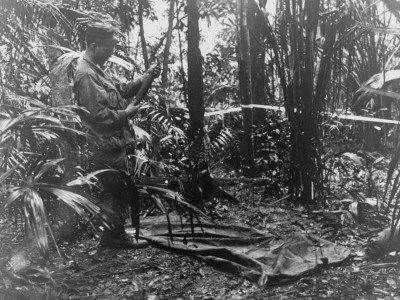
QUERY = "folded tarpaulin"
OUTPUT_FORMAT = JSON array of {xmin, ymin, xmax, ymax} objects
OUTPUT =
[{"xmin": 127, "ymin": 215, "xmax": 351, "ymax": 286}]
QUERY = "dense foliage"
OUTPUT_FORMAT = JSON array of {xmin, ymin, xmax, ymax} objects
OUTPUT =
[{"xmin": 3, "ymin": 0, "xmax": 400, "ymax": 263}]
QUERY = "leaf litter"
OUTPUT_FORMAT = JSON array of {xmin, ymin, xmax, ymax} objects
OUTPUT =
[{"xmin": 1, "ymin": 184, "xmax": 400, "ymax": 299}]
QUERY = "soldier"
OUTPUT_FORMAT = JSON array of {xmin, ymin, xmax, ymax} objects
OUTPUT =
[{"xmin": 73, "ymin": 22, "xmax": 160, "ymax": 248}]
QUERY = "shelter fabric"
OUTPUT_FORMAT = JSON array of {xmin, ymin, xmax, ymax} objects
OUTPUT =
[{"xmin": 127, "ymin": 215, "xmax": 350, "ymax": 285}]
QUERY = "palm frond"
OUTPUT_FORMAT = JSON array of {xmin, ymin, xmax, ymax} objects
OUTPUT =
[
  {"xmin": 49, "ymin": 50, "xmax": 80, "ymax": 78},
  {"xmin": 34, "ymin": 158, "xmax": 64, "ymax": 181},
  {"xmin": 137, "ymin": 185, "xmax": 205, "ymax": 216},
  {"xmin": 67, "ymin": 169, "xmax": 116, "ymax": 187},
  {"xmin": 39, "ymin": 184, "xmax": 122, "ymax": 230},
  {"xmin": 358, "ymin": 70, "xmax": 400, "ymax": 91},
  {"xmin": 108, "ymin": 55, "xmax": 134, "ymax": 71},
  {"xmin": 3, "ymin": 187, "xmax": 26, "ymax": 210},
  {"xmin": 130, "ymin": 123, "xmax": 152, "ymax": 142},
  {"xmin": 209, "ymin": 128, "xmax": 235, "ymax": 155},
  {"xmin": 24, "ymin": 187, "xmax": 49, "ymax": 259},
  {"xmin": 50, "ymin": 50, "xmax": 136, "ymax": 79},
  {"xmin": 7, "ymin": 94, "xmax": 48, "ymax": 109},
  {"xmin": 0, "ymin": 110, "xmax": 38, "ymax": 135},
  {"xmin": 0, "ymin": 164, "xmax": 19, "ymax": 185}
]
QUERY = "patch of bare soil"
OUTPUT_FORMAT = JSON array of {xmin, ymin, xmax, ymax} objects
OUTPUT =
[{"xmin": 1, "ymin": 186, "xmax": 400, "ymax": 299}]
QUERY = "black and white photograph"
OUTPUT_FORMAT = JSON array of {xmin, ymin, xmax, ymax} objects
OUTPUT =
[{"xmin": 0, "ymin": 0, "xmax": 399, "ymax": 299}]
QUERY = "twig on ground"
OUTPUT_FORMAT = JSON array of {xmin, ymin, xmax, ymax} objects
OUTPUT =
[
  {"xmin": 360, "ymin": 262, "xmax": 399, "ymax": 270},
  {"xmin": 374, "ymin": 288, "xmax": 390, "ymax": 295},
  {"xmin": 93, "ymin": 268, "xmax": 142, "ymax": 277},
  {"xmin": 269, "ymin": 194, "xmax": 292, "ymax": 206},
  {"xmin": 68, "ymin": 294, "xmax": 103, "ymax": 299}
]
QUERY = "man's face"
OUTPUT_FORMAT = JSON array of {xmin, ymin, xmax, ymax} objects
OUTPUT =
[{"xmin": 93, "ymin": 39, "xmax": 116, "ymax": 65}]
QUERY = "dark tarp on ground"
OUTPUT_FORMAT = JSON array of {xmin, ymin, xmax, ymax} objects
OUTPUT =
[{"xmin": 126, "ymin": 215, "xmax": 350, "ymax": 286}]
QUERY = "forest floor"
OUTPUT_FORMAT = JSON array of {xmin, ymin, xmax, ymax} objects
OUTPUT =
[{"xmin": 1, "ymin": 183, "xmax": 400, "ymax": 300}]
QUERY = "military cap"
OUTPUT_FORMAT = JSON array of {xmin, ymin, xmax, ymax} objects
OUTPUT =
[{"xmin": 85, "ymin": 22, "xmax": 119, "ymax": 44}]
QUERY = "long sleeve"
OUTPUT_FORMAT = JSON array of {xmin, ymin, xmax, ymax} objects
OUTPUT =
[
  {"xmin": 119, "ymin": 78, "xmax": 142, "ymax": 99},
  {"xmin": 75, "ymin": 72, "xmax": 127, "ymax": 129}
]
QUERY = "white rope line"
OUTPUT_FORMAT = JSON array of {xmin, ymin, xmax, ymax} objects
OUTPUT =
[
  {"xmin": 204, "ymin": 104, "xmax": 400, "ymax": 125},
  {"xmin": 336, "ymin": 114, "xmax": 400, "ymax": 125}
]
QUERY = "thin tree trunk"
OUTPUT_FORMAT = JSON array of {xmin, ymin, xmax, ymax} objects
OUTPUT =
[
  {"xmin": 237, "ymin": 0, "xmax": 255, "ymax": 177},
  {"xmin": 162, "ymin": 0, "xmax": 176, "ymax": 87},
  {"xmin": 139, "ymin": 0, "xmax": 149, "ymax": 69},
  {"xmin": 178, "ymin": 22, "xmax": 187, "ymax": 104}
]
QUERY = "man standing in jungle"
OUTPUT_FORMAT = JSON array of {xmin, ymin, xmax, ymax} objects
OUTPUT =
[{"xmin": 73, "ymin": 22, "xmax": 160, "ymax": 248}]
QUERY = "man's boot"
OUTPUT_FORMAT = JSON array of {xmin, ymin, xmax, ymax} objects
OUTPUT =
[
  {"xmin": 98, "ymin": 183, "xmax": 148, "ymax": 249},
  {"xmin": 99, "ymin": 224, "xmax": 137, "ymax": 249}
]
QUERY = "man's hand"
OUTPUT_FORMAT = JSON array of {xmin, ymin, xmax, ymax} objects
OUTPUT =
[
  {"xmin": 148, "ymin": 63, "xmax": 161, "ymax": 78},
  {"xmin": 125, "ymin": 102, "xmax": 142, "ymax": 117},
  {"xmin": 140, "ymin": 63, "xmax": 161, "ymax": 83}
]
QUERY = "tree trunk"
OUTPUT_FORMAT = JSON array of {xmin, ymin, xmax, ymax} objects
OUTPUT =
[
  {"xmin": 237, "ymin": 0, "xmax": 255, "ymax": 177},
  {"xmin": 187, "ymin": 0, "xmax": 204, "ymax": 137},
  {"xmin": 177, "ymin": 5, "xmax": 188, "ymax": 105},
  {"xmin": 162, "ymin": 0, "xmax": 176, "ymax": 87},
  {"xmin": 139, "ymin": 0, "xmax": 149, "ymax": 69},
  {"xmin": 285, "ymin": 0, "xmax": 321, "ymax": 203},
  {"xmin": 187, "ymin": 0, "xmax": 206, "ymax": 204},
  {"xmin": 249, "ymin": 0, "xmax": 267, "ymax": 126}
]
